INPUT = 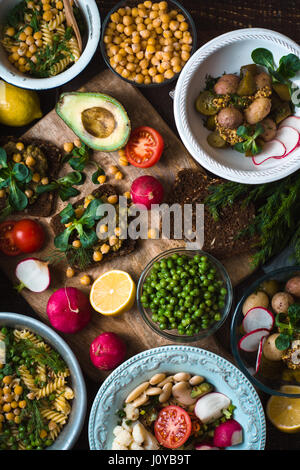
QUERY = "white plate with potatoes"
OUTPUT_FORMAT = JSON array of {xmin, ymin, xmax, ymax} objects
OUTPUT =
[{"xmin": 174, "ymin": 28, "xmax": 300, "ymax": 184}]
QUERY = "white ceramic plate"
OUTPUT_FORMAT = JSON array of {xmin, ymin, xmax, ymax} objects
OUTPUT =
[
  {"xmin": 0, "ymin": 0, "xmax": 100, "ymax": 90},
  {"xmin": 174, "ymin": 28, "xmax": 300, "ymax": 184},
  {"xmin": 88, "ymin": 345, "xmax": 266, "ymax": 450}
]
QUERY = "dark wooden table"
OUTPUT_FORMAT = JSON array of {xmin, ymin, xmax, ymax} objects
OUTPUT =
[{"xmin": 0, "ymin": 0, "xmax": 299, "ymax": 451}]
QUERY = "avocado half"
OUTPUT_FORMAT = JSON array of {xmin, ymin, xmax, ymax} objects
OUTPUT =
[{"xmin": 56, "ymin": 92, "xmax": 131, "ymax": 152}]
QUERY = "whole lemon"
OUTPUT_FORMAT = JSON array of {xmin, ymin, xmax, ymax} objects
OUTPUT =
[{"xmin": 0, "ymin": 80, "xmax": 42, "ymax": 127}]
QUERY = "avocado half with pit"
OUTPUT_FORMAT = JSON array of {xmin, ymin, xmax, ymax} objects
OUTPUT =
[{"xmin": 56, "ymin": 92, "xmax": 131, "ymax": 152}]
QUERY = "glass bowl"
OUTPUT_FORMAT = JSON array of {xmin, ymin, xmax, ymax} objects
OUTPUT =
[
  {"xmin": 137, "ymin": 247, "xmax": 233, "ymax": 342},
  {"xmin": 231, "ymin": 266, "xmax": 300, "ymax": 397},
  {"xmin": 100, "ymin": 0, "xmax": 197, "ymax": 88}
]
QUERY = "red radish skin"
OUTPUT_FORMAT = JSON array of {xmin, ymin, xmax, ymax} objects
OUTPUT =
[
  {"xmin": 252, "ymin": 139, "xmax": 286, "ymax": 166},
  {"xmin": 213, "ymin": 419, "xmax": 243, "ymax": 448},
  {"xmin": 90, "ymin": 332, "xmax": 126, "ymax": 370},
  {"xmin": 195, "ymin": 443, "xmax": 219, "ymax": 450},
  {"xmin": 130, "ymin": 175, "xmax": 164, "ymax": 210},
  {"xmin": 275, "ymin": 126, "xmax": 300, "ymax": 156},
  {"xmin": 16, "ymin": 258, "xmax": 50, "ymax": 293},
  {"xmin": 238, "ymin": 328, "xmax": 270, "ymax": 352},
  {"xmin": 242, "ymin": 307, "xmax": 274, "ymax": 334},
  {"xmin": 47, "ymin": 287, "xmax": 92, "ymax": 333}
]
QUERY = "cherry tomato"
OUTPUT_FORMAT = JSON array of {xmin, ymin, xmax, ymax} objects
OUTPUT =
[
  {"xmin": 12, "ymin": 219, "xmax": 45, "ymax": 253},
  {"xmin": 154, "ymin": 405, "xmax": 192, "ymax": 449},
  {"xmin": 0, "ymin": 221, "xmax": 21, "ymax": 256},
  {"xmin": 125, "ymin": 126, "xmax": 164, "ymax": 168}
]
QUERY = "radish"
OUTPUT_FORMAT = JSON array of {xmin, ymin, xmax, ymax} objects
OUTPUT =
[
  {"xmin": 195, "ymin": 443, "xmax": 219, "ymax": 450},
  {"xmin": 194, "ymin": 392, "xmax": 231, "ymax": 424},
  {"xmin": 90, "ymin": 332, "xmax": 126, "ymax": 370},
  {"xmin": 279, "ymin": 116, "xmax": 300, "ymax": 133},
  {"xmin": 275, "ymin": 126, "xmax": 299, "ymax": 156},
  {"xmin": 47, "ymin": 287, "xmax": 92, "ymax": 333},
  {"xmin": 130, "ymin": 175, "xmax": 164, "ymax": 210},
  {"xmin": 255, "ymin": 336, "xmax": 266, "ymax": 374},
  {"xmin": 213, "ymin": 419, "xmax": 243, "ymax": 448},
  {"xmin": 238, "ymin": 328, "xmax": 269, "ymax": 353},
  {"xmin": 242, "ymin": 307, "xmax": 274, "ymax": 334},
  {"xmin": 15, "ymin": 258, "xmax": 50, "ymax": 293},
  {"xmin": 252, "ymin": 139, "xmax": 286, "ymax": 166}
]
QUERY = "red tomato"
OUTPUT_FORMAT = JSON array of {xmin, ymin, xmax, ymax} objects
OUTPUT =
[
  {"xmin": 12, "ymin": 219, "xmax": 45, "ymax": 253},
  {"xmin": 154, "ymin": 405, "xmax": 192, "ymax": 449},
  {"xmin": 125, "ymin": 126, "xmax": 164, "ymax": 168},
  {"xmin": 0, "ymin": 221, "xmax": 21, "ymax": 256}
]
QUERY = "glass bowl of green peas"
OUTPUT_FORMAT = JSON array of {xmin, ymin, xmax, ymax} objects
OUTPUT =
[{"xmin": 137, "ymin": 248, "xmax": 233, "ymax": 342}]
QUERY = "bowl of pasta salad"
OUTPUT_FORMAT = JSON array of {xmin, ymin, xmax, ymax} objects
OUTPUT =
[
  {"xmin": 0, "ymin": 0, "xmax": 101, "ymax": 90},
  {"xmin": 0, "ymin": 312, "xmax": 86, "ymax": 450}
]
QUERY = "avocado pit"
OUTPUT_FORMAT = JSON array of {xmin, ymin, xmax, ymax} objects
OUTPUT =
[{"xmin": 81, "ymin": 106, "xmax": 116, "ymax": 139}]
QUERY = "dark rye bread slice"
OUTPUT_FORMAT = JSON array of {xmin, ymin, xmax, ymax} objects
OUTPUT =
[
  {"xmin": 50, "ymin": 185, "xmax": 137, "ymax": 270},
  {"xmin": 167, "ymin": 168, "xmax": 257, "ymax": 259},
  {"xmin": 0, "ymin": 137, "xmax": 62, "ymax": 217}
]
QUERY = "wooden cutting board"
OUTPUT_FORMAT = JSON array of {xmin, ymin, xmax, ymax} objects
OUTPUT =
[{"xmin": 0, "ymin": 70, "xmax": 255, "ymax": 381}]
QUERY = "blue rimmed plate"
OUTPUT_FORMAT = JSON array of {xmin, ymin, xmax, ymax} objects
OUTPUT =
[{"xmin": 88, "ymin": 345, "xmax": 266, "ymax": 450}]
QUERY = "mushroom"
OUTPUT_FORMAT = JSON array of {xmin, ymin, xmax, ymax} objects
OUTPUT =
[{"xmin": 172, "ymin": 381, "xmax": 197, "ymax": 406}]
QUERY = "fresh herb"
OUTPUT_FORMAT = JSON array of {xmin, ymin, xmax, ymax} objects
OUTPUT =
[
  {"xmin": 205, "ymin": 170, "xmax": 300, "ymax": 266},
  {"xmin": 0, "ymin": 147, "xmax": 33, "ymax": 220},
  {"xmin": 6, "ymin": 0, "xmax": 27, "ymax": 28},
  {"xmin": 29, "ymin": 36, "xmax": 71, "ymax": 78},
  {"xmin": 36, "ymin": 171, "xmax": 85, "ymax": 201},
  {"xmin": 190, "ymin": 382, "xmax": 213, "ymax": 398},
  {"xmin": 204, "ymin": 74, "xmax": 219, "ymax": 91},
  {"xmin": 275, "ymin": 304, "xmax": 300, "ymax": 350},
  {"xmin": 66, "ymin": 246, "xmax": 94, "ymax": 270},
  {"xmin": 234, "ymin": 124, "xmax": 264, "ymax": 156},
  {"xmin": 251, "ymin": 48, "xmax": 300, "ymax": 106},
  {"xmin": 14, "ymin": 339, "xmax": 67, "ymax": 373},
  {"xmin": 63, "ymin": 142, "xmax": 91, "ymax": 171},
  {"xmin": 54, "ymin": 198, "xmax": 104, "ymax": 252}
]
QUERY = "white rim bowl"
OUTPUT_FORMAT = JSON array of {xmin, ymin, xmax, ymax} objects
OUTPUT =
[
  {"xmin": 174, "ymin": 28, "xmax": 300, "ymax": 184},
  {"xmin": 0, "ymin": 0, "xmax": 101, "ymax": 90}
]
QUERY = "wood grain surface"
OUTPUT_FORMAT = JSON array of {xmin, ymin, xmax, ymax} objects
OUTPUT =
[{"xmin": 0, "ymin": 0, "xmax": 299, "ymax": 450}]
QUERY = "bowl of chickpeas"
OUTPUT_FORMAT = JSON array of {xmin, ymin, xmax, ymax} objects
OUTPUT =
[
  {"xmin": 0, "ymin": 0, "xmax": 100, "ymax": 90},
  {"xmin": 101, "ymin": 0, "xmax": 197, "ymax": 87}
]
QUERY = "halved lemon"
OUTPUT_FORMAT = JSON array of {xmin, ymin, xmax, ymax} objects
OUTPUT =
[
  {"xmin": 90, "ymin": 270, "xmax": 136, "ymax": 316},
  {"xmin": 266, "ymin": 385, "xmax": 300, "ymax": 433}
]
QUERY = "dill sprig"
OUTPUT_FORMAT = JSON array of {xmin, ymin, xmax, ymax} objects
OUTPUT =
[
  {"xmin": 205, "ymin": 171, "xmax": 300, "ymax": 267},
  {"xmin": 15, "ymin": 339, "xmax": 67, "ymax": 374}
]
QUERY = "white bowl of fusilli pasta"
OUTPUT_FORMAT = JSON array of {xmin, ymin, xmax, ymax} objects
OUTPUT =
[
  {"xmin": 0, "ymin": 0, "xmax": 101, "ymax": 89},
  {"xmin": 0, "ymin": 312, "xmax": 87, "ymax": 450}
]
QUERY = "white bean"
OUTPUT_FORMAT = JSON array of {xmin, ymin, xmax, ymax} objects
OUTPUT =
[
  {"xmin": 125, "ymin": 382, "xmax": 149, "ymax": 403},
  {"xmin": 173, "ymin": 372, "xmax": 191, "ymax": 382},
  {"xmin": 143, "ymin": 431, "xmax": 160, "ymax": 450},
  {"xmin": 157, "ymin": 375, "xmax": 174, "ymax": 387},
  {"xmin": 113, "ymin": 425, "xmax": 123, "ymax": 437},
  {"xmin": 112, "ymin": 440, "xmax": 128, "ymax": 450},
  {"xmin": 159, "ymin": 382, "xmax": 172, "ymax": 403},
  {"xmin": 115, "ymin": 429, "xmax": 132, "ymax": 447},
  {"xmin": 149, "ymin": 373, "xmax": 166, "ymax": 385},
  {"xmin": 130, "ymin": 441, "xmax": 144, "ymax": 450},
  {"xmin": 146, "ymin": 387, "xmax": 162, "ymax": 396},
  {"xmin": 124, "ymin": 403, "xmax": 139, "ymax": 421},
  {"xmin": 132, "ymin": 393, "xmax": 149, "ymax": 408},
  {"xmin": 189, "ymin": 375, "xmax": 204, "ymax": 386},
  {"xmin": 132, "ymin": 422, "xmax": 146, "ymax": 445}
]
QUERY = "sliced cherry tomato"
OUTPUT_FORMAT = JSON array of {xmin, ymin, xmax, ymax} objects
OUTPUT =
[
  {"xmin": 125, "ymin": 126, "xmax": 164, "ymax": 168},
  {"xmin": 154, "ymin": 405, "xmax": 192, "ymax": 449},
  {"xmin": 12, "ymin": 219, "xmax": 45, "ymax": 253},
  {"xmin": 0, "ymin": 221, "xmax": 21, "ymax": 256}
]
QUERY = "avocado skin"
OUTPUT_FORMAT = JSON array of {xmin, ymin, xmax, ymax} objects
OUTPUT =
[{"xmin": 56, "ymin": 92, "xmax": 131, "ymax": 152}]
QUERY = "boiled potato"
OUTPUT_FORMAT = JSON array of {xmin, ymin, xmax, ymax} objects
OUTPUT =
[
  {"xmin": 260, "ymin": 118, "xmax": 277, "ymax": 142},
  {"xmin": 244, "ymin": 97, "xmax": 272, "ymax": 125},
  {"xmin": 217, "ymin": 107, "xmax": 243, "ymax": 129},
  {"xmin": 242, "ymin": 291, "xmax": 269, "ymax": 315},
  {"xmin": 255, "ymin": 72, "xmax": 272, "ymax": 90},
  {"xmin": 285, "ymin": 276, "xmax": 300, "ymax": 298},
  {"xmin": 271, "ymin": 291, "xmax": 294, "ymax": 314},
  {"xmin": 263, "ymin": 333, "xmax": 284, "ymax": 361},
  {"xmin": 214, "ymin": 74, "xmax": 240, "ymax": 95}
]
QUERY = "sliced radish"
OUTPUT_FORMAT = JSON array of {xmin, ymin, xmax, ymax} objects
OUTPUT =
[
  {"xmin": 15, "ymin": 258, "xmax": 50, "ymax": 293},
  {"xmin": 279, "ymin": 116, "xmax": 300, "ymax": 133},
  {"xmin": 255, "ymin": 336, "xmax": 266, "ymax": 374},
  {"xmin": 238, "ymin": 328, "xmax": 269, "ymax": 353},
  {"xmin": 252, "ymin": 139, "xmax": 286, "ymax": 166},
  {"xmin": 242, "ymin": 307, "xmax": 274, "ymax": 334},
  {"xmin": 275, "ymin": 126, "xmax": 299, "ymax": 156}
]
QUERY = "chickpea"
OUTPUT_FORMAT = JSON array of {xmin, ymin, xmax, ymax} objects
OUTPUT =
[
  {"xmin": 115, "ymin": 171, "xmax": 123, "ymax": 180},
  {"xmin": 43, "ymin": 10, "xmax": 53, "ymax": 21},
  {"xmin": 41, "ymin": 177, "xmax": 49, "ymax": 185},
  {"xmin": 13, "ymin": 153, "xmax": 22, "ymax": 163},
  {"xmin": 0, "ymin": 190, "xmax": 5, "ymax": 198},
  {"xmin": 14, "ymin": 385, "xmax": 23, "ymax": 396},
  {"xmin": 18, "ymin": 400, "xmax": 27, "ymax": 409},
  {"xmin": 100, "ymin": 244, "xmax": 110, "ymax": 254},
  {"xmin": 99, "ymin": 224, "xmax": 108, "ymax": 234},
  {"xmin": 66, "ymin": 267, "xmax": 75, "ymax": 278},
  {"xmin": 19, "ymin": 32, "xmax": 27, "ymax": 42},
  {"xmin": 80, "ymin": 275, "xmax": 91, "ymax": 286},
  {"xmin": 32, "ymin": 172, "xmax": 41, "ymax": 183},
  {"xmin": 93, "ymin": 251, "xmax": 103, "ymax": 262},
  {"xmin": 97, "ymin": 174, "xmax": 106, "ymax": 184},
  {"xmin": 25, "ymin": 156, "xmax": 35, "ymax": 167},
  {"xmin": 154, "ymin": 74, "xmax": 164, "ymax": 83},
  {"xmin": 72, "ymin": 240, "xmax": 81, "ymax": 249},
  {"xmin": 107, "ymin": 195, "xmax": 118, "ymax": 205}
]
